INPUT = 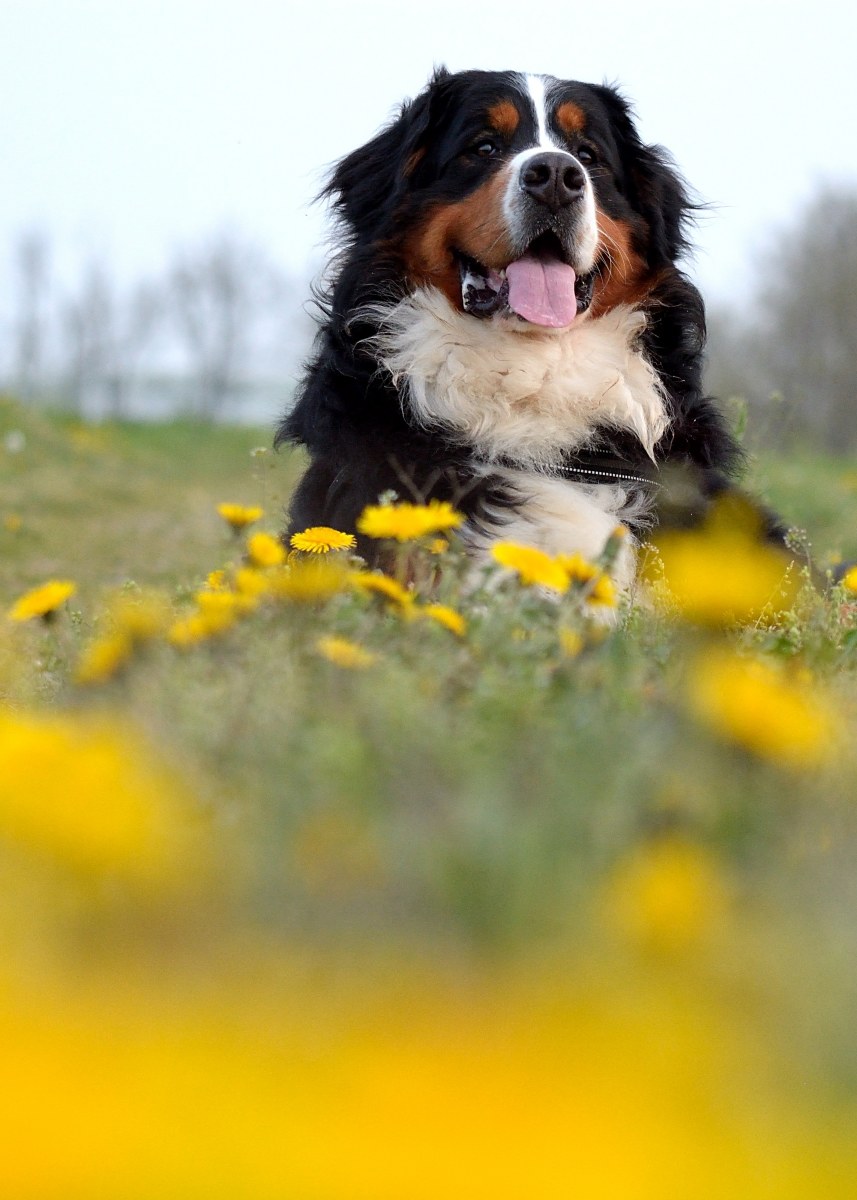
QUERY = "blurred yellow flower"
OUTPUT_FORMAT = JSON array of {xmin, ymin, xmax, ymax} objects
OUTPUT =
[
  {"xmin": 357, "ymin": 500, "xmax": 463, "ymax": 542},
  {"xmin": 233, "ymin": 567, "xmax": 270, "ymax": 598},
  {"xmin": 290, "ymin": 526, "xmax": 356, "ymax": 554},
  {"xmin": 107, "ymin": 590, "xmax": 171, "ymax": 641},
  {"xmin": 648, "ymin": 496, "xmax": 799, "ymax": 625},
  {"xmin": 316, "ymin": 635, "xmax": 376, "ymax": 669},
  {"xmin": 429, "ymin": 537, "xmax": 449, "ymax": 555},
  {"xmin": 0, "ymin": 712, "xmax": 194, "ymax": 879},
  {"xmin": 421, "ymin": 603, "xmax": 467, "ymax": 636},
  {"xmin": 689, "ymin": 649, "xmax": 838, "ymax": 768},
  {"xmin": 558, "ymin": 553, "xmax": 616, "ymax": 606},
  {"xmin": 605, "ymin": 836, "xmax": 727, "ymax": 952},
  {"xmin": 559, "ymin": 628, "xmax": 584, "ymax": 657},
  {"xmin": 246, "ymin": 531, "xmax": 286, "ymax": 568},
  {"xmin": 267, "ymin": 560, "xmax": 350, "ymax": 603},
  {"xmin": 842, "ymin": 565, "xmax": 857, "ymax": 593},
  {"xmin": 491, "ymin": 543, "xmax": 569, "ymax": 593},
  {"xmin": 75, "ymin": 632, "xmax": 134, "ymax": 685},
  {"xmin": 2, "ymin": 513, "xmax": 21, "ymax": 533},
  {"xmin": 205, "ymin": 569, "xmax": 228, "ymax": 591},
  {"xmin": 7, "ymin": 579, "xmax": 76, "ymax": 622},
  {"xmin": 351, "ymin": 572, "xmax": 415, "ymax": 606},
  {"xmin": 217, "ymin": 503, "xmax": 264, "ymax": 531}
]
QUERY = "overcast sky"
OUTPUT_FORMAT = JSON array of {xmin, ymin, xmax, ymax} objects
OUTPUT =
[{"xmin": 3, "ymin": 0, "xmax": 857, "ymax": 304}]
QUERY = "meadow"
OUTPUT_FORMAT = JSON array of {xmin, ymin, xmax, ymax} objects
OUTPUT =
[{"xmin": 2, "ymin": 392, "xmax": 857, "ymax": 1198}]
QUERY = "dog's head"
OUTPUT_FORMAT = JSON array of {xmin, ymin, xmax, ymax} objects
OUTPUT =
[{"xmin": 325, "ymin": 68, "xmax": 694, "ymax": 329}]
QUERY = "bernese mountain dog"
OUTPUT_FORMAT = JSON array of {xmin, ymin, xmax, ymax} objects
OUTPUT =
[{"xmin": 277, "ymin": 67, "xmax": 775, "ymax": 598}]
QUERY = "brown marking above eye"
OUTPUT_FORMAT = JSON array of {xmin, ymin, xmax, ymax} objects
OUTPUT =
[
  {"xmin": 555, "ymin": 101, "xmax": 586, "ymax": 137},
  {"xmin": 486, "ymin": 99, "xmax": 520, "ymax": 138}
]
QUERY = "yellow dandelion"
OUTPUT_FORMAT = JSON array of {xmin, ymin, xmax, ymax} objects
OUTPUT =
[
  {"xmin": 108, "ymin": 591, "xmax": 171, "ymax": 641},
  {"xmin": 357, "ymin": 499, "xmax": 463, "ymax": 542},
  {"xmin": 0, "ymin": 712, "xmax": 195, "ymax": 880},
  {"xmin": 491, "ymin": 543, "xmax": 569, "ymax": 593},
  {"xmin": 234, "ymin": 567, "xmax": 270, "ymax": 598},
  {"xmin": 688, "ymin": 649, "xmax": 838, "ymax": 768},
  {"xmin": 842, "ymin": 565, "xmax": 857, "ymax": 593},
  {"xmin": 266, "ymin": 560, "xmax": 350, "ymax": 603},
  {"xmin": 205, "ymin": 569, "xmax": 228, "ymax": 591},
  {"xmin": 429, "ymin": 537, "xmax": 449, "ymax": 555},
  {"xmin": 246, "ymin": 531, "xmax": 286, "ymax": 568},
  {"xmin": 351, "ymin": 572, "xmax": 415, "ymax": 606},
  {"xmin": 168, "ymin": 613, "xmax": 222, "ymax": 648},
  {"xmin": 647, "ymin": 495, "xmax": 799, "ymax": 625},
  {"xmin": 195, "ymin": 590, "xmax": 255, "ymax": 619},
  {"xmin": 557, "ymin": 553, "xmax": 617, "ymax": 606},
  {"xmin": 290, "ymin": 526, "xmax": 356, "ymax": 554},
  {"xmin": 217, "ymin": 502, "xmax": 264, "ymax": 531},
  {"xmin": 316, "ymin": 635, "xmax": 376, "ymax": 669},
  {"xmin": 74, "ymin": 632, "xmax": 134, "ymax": 685},
  {"xmin": 7, "ymin": 579, "xmax": 76, "ymax": 622},
  {"xmin": 421, "ymin": 603, "xmax": 467, "ymax": 636},
  {"xmin": 559, "ymin": 628, "xmax": 584, "ymax": 657},
  {"xmin": 605, "ymin": 836, "xmax": 727, "ymax": 953}
]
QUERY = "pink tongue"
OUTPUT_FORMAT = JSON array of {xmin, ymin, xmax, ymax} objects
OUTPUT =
[{"xmin": 506, "ymin": 255, "xmax": 577, "ymax": 327}]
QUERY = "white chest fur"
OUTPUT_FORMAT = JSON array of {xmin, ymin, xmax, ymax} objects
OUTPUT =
[
  {"xmin": 370, "ymin": 286, "xmax": 669, "ymax": 466},
  {"xmin": 368, "ymin": 287, "xmax": 667, "ymax": 600}
]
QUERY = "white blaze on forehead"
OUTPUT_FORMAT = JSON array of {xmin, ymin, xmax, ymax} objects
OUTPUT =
[
  {"xmin": 520, "ymin": 73, "xmax": 564, "ymax": 151},
  {"xmin": 501, "ymin": 74, "xmax": 599, "ymax": 273}
]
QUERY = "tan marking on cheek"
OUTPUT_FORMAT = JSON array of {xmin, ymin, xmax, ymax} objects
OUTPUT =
[
  {"xmin": 591, "ymin": 209, "xmax": 654, "ymax": 316},
  {"xmin": 401, "ymin": 170, "xmax": 516, "ymax": 307},
  {"xmin": 487, "ymin": 100, "xmax": 520, "ymax": 138},
  {"xmin": 556, "ymin": 101, "xmax": 586, "ymax": 136}
]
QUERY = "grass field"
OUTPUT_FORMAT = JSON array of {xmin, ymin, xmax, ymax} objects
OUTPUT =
[{"xmin": 2, "ymin": 393, "xmax": 857, "ymax": 1198}]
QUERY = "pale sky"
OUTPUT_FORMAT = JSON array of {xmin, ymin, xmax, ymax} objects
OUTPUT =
[{"xmin": 3, "ymin": 0, "xmax": 857, "ymax": 304}]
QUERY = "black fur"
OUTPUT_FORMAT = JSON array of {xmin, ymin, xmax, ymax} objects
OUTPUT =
[{"xmin": 277, "ymin": 69, "xmax": 747, "ymax": 561}]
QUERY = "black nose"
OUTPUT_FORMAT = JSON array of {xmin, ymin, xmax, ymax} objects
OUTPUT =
[{"xmin": 520, "ymin": 152, "xmax": 586, "ymax": 212}]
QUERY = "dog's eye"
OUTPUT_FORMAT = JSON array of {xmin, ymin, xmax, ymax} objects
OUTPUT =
[
  {"xmin": 473, "ymin": 139, "xmax": 499, "ymax": 158},
  {"xmin": 577, "ymin": 144, "xmax": 598, "ymax": 166}
]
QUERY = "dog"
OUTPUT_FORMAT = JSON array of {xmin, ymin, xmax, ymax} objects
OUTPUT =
[{"xmin": 277, "ymin": 68, "xmax": 782, "ymax": 597}]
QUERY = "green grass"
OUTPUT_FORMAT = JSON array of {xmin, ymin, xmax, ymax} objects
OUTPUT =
[{"xmin": 3, "ymin": 395, "xmax": 857, "ymax": 1155}]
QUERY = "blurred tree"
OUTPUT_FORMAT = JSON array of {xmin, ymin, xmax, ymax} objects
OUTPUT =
[
  {"xmin": 706, "ymin": 186, "xmax": 857, "ymax": 452},
  {"xmin": 11, "ymin": 228, "xmax": 51, "ymax": 400},
  {"xmin": 168, "ymin": 230, "xmax": 286, "ymax": 418}
]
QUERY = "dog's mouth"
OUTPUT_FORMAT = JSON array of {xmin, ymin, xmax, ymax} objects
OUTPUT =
[{"xmin": 458, "ymin": 233, "xmax": 595, "ymax": 328}]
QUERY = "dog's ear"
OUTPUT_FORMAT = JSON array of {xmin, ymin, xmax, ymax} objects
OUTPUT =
[
  {"xmin": 591, "ymin": 83, "xmax": 697, "ymax": 264},
  {"xmin": 322, "ymin": 67, "xmax": 451, "ymax": 239}
]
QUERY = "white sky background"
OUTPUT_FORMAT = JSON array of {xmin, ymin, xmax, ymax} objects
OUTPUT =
[{"xmin": 2, "ymin": 0, "xmax": 857, "ymax": 304}]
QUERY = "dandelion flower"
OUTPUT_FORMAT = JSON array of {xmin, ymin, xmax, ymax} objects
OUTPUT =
[
  {"xmin": 234, "ymin": 567, "xmax": 270, "ymax": 598},
  {"xmin": 648, "ymin": 495, "xmax": 799, "ymax": 625},
  {"xmin": 559, "ymin": 628, "xmax": 584, "ymax": 657},
  {"xmin": 558, "ymin": 554, "xmax": 616, "ymax": 606},
  {"xmin": 843, "ymin": 565, "xmax": 857, "ymax": 593},
  {"xmin": 267, "ymin": 560, "xmax": 350, "ymax": 603},
  {"xmin": 8, "ymin": 580, "xmax": 76, "ymax": 622},
  {"xmin": 206, "ymin": 569, "xmax": 229, "ymax": 591},
  {"xmin": 316, "ymin": 635, "xmax": 376, "ymax": 669},
  {"xmin": 357, "ymin": 499, "xmax": 463, "ymax": 542},
  {"xmin": 108, "ymin": 591, "xmax": 170, "ymax": 641},
  {"xmin": 351, "ymin": 572, "xmax": 415, "ymax": 606},
  {"xmin": 606, "ymin": 836, "xmax": 727, "ymax": 952},
  {"xmin": 290, "ymin": 526, "xmax": 356, "ymax": 554},
  {"xmin": 246, "ymin": 531, "xmax": 286, "ymax": 568},
  {"xmin": 75, "ymin": 633, "xmax": 134, "ymax": 685},
  {"xmin": 421, "ymin": 603, "xmax": 467, "ymax": 636},
  {"xmin": 491, "ymin": 543, "xmax": 569, "ymax": 593},
  {"xmin": 217, "ymin": 503, "xmax": 264, "ymax": 531},
  {"xmin": 689, "ymin": 649, "xmax": 837, "ymax": 768},
  {"xmin": 0, "ymin": 712, "xmax": 194, "ymax": 880}
]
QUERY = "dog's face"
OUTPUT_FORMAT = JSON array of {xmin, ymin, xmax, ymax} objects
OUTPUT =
[{"xmin": 327, "ymin": 69, "xmax": 691, "ymax": 330}]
